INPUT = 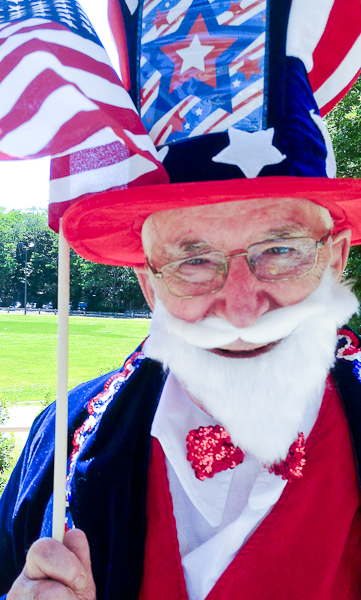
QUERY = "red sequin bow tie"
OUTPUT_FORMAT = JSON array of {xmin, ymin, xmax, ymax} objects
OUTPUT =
[{"xmin": 186, "ymin": 425, "xmax": 306, "ymax": 483}]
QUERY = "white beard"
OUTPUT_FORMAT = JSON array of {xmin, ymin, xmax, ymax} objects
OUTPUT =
[{"xmin": 144, "ymin": 270, "xmax": 358, "ymax": 465}]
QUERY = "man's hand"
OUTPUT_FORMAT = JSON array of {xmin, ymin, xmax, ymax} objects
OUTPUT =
[{"xmin": 7, "ymin": 529, "xmax": 96, "ymax": 600}]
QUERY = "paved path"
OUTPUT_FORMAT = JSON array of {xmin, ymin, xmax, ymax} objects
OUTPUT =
[{"xmin": 0, "ymin": 405, "xmax": 41, "ymax": 437}]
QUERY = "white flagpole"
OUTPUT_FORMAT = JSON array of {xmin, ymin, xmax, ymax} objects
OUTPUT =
[{"xmin": 52, "ymin": 219, "xmax": 70, "ymax": 542}]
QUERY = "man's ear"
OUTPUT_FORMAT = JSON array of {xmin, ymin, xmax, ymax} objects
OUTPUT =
[
  {"xmin": 134, "ymin": 265, "xmax": 155, "ymax": 311},
  {"xmin": 330, "ymin": 229, "xmax": 352, "ymax": 281}
]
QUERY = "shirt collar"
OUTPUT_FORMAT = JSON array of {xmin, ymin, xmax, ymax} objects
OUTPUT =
[{"xmin": 151, "ymin": 372, "xmax": 234, "ymax": 527}]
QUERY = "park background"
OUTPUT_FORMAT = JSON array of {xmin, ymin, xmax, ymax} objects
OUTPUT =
[{"xmin": 1, "ymin": 31, "xmax": 361, "ymax": 491}]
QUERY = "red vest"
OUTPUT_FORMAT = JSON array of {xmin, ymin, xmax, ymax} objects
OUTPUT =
[{"xmin": 139, "ymin": 376, "xmax": 361, "ymax": 600}]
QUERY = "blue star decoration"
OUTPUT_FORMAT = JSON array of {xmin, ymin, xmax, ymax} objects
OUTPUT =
[{"xmin": 212, "ymin": 127, "xmax": 286, "ymax": 178}]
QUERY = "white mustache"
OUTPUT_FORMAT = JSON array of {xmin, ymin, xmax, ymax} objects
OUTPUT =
[{"xmin": 154, "ymin": 270, "xmax": 358, "ymax": 349}]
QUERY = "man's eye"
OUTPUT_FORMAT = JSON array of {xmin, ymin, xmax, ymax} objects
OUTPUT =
[
  {"xmin": 182, "ymin": 257, "xmax": 210, "ymax": 266},
  {"xmin": 264, "ymin": 246, "xmax": 294, "ymax": 255}
]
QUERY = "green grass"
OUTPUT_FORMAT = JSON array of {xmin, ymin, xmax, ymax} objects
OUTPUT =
[{"xmin": 0, "ymin": 314, "xmax": 150, "ymax": 406}]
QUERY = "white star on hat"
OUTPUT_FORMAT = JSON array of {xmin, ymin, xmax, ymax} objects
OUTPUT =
[
  {"xmin": 176, "ymin": 35, "xmax": 214, "ymax": 74},
  {"xmin": 212, "ymin": 127, "xmax": 286, "ymax": 178}
]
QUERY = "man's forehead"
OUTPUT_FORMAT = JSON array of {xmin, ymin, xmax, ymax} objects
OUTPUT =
[{"xmin": 142, "ymin": 197, "xmax": 332, "ymax": 255}]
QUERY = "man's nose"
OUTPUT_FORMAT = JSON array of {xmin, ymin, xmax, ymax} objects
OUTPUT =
[{"xmin": 205, "ymin": 255, "xmax": 280, "ymax": 328}]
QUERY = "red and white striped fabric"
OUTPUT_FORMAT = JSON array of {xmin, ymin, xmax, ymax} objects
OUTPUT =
[
  {"xmin": 286, "ymin": 0, "xmax": 361, "ymax": 116},
  {"xmin": 0, "ymin": 0, "xmax": 168, "ymax": 232}
]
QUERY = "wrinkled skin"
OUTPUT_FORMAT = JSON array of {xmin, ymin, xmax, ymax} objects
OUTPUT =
[
  {"xmin": 135, "ymin": 197, "xmax": 351, "ymax": 358},
  {"xmin": 7, "ymin": 530, "xmax": 96, "ymax": 600}
]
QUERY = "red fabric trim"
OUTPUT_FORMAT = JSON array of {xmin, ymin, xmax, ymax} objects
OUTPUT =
[
  {"xmin": 140, "ymin": 377, "xmax": 361, "ymax": 600},
  {"xmin": 62, "ymin": 176, "xmax": 361, "ymax": 266}
]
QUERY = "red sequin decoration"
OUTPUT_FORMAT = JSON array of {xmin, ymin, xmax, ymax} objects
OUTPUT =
[
  {"xmin": 268, "ymin": 433, "xmax": 306, "ymax": 482},
  {"xmin": 186, "ymin": 425, "xmax": 245, "ymax": 481},
  {"xmin": 187, "ymin": 427, "xmax": 307, "ymax": 482}
]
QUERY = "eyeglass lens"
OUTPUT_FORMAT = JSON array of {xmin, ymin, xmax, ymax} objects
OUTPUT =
[
  {"xmin": 161, "ymin": 238, "xmax": 320, "ymax": 297},
  {"xmin": 247, "ymin": 238, "xmax": 318, "ymax": 280}
]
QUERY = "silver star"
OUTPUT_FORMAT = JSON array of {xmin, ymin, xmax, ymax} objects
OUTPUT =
[{"xmin": 212, "ymin": 127, "xmax": 286, "ymax": 178}]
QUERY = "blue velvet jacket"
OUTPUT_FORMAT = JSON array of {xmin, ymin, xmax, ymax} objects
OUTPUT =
[{"xmin": 0, "ymin": 333, "xmax": 361, "ymax": 600}]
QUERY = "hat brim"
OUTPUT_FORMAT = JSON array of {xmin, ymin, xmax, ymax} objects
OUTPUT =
[{"xmin": 62, "ymin": 176, "xmax": 361, "ymax": 266}]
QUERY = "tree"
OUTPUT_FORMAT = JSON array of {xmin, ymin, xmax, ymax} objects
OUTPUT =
[
  {"xmin": 70, "ymin": 252, "xmax": 146, "ymax": 311},
  {"xmin": 0, "ymin": 208, "xmax": 58, "ymax": 307},
  {"xmin": 326, "ymin": 76, "xmax": 361, "ymax": 331},
  {"xmin": 0, "ymin": 398, "xmax": 15, "ymax": 495},
  {"xmin": 325, "ymin": 76, "xmax": 361, "ymax": 178},
  {"xmin": 0, "ymin": 208, "xmax": 145, "ymax": 311}
]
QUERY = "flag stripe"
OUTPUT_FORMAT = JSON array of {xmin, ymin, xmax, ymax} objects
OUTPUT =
[
  {"xmin": 309, "ymin": 0, "xmax": 361, "ymax": 91},
  {"xmin": 49, "ymin": 153, "xmax": 158, "ymax": 203},
  {"xmin": 51, "ymin": 126, "xmax": 127, "ymax": 159},
  {"xmin": 0, "ymin": 21, "xmax": 107, "ymax": 63},
  {"xmin": 0, "ymin": 17, "xmax": 53, "ymax": 37},
  {"xmin": 314, "ymin": 34, "xmax": 361, "ymax": 112},
  {"xmin": 0, "ymin": 84, "xmax": 98, "ymax": 157},
  {"xmin": 0, "ymin": 38, "xmax": 119, "ymax": 84},
  {"xmin": 0, "ymin": 49, "xmax": 135, "ymax": 112}
]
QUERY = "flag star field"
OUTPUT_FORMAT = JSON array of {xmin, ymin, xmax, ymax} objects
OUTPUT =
[{"xmin": 0, "ymin": 0, "xmax": 99, "ymax": 41}]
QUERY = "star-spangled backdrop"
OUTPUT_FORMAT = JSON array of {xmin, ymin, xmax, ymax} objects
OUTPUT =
[{"xmin": 140, "ymin": 0, "xmax": 265, "ymax": 147}]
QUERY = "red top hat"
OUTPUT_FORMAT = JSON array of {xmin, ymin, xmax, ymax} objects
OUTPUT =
[{"xmin": 56, "ymin": 0, "xmax": 361, "ymax": 265}]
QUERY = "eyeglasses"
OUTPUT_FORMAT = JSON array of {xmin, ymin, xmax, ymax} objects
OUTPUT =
[{"xmin": 146, "ymin": 235, "xmax": 330, "ymax": 298}]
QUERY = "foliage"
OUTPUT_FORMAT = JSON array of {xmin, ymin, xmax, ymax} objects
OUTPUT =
[
  {"xmin": 344, "ymin": 246, "xmax": 361, "ymax": 332},
  {"xmin": 0, "ymin": 208, "xmax": 146, "ymax": 311},
  {"xmin": 325, "ymin": 76, "xmax": 361, "ymax": 179},
  {"xmin": 325, "ymin": 75, "xmax": 361, "ymax": 332},
  {"xmin": 70, "ymin": 252, "xmax": 146, "ymax": 312},
  {"xmin": 0, "ymin": 397, "xmax": 15, "ymax": 495},
  {"xmin": 0, "ymin": 208, "xmax": 57, "ymax": 308}
]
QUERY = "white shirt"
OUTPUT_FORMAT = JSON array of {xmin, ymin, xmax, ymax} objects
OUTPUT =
[{"xmin": 151, "ymin": 372, "xmax": 323, "ymax": 600}]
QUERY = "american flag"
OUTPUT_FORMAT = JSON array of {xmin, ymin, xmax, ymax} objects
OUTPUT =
[{"xmin": 0, "ymin": 0, "xmax": 168, "ymax": 231}]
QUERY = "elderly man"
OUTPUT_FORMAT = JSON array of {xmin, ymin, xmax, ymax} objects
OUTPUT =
[
  {"xmin": 2, "ymin": 0, "xmax": 361, "ymax": 598},
  {"xmin": 2, "ymin": 193, "xmax": 361, "ymax": 600}
]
